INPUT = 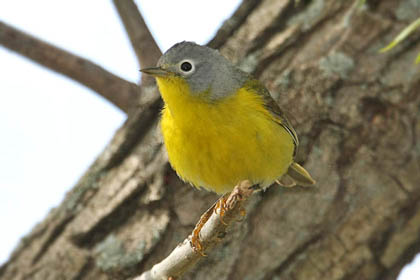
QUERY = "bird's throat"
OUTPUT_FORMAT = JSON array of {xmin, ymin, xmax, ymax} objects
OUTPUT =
[{"xmin": 156, "ymin": 76, "xmax": 217, "ymax": 126}]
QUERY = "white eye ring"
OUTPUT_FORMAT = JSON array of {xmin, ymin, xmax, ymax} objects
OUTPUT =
[{"xmin": 179, "ymin": 60, "xmax": 195, "ymax": 74}]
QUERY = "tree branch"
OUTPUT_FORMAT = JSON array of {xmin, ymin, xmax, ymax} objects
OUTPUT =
[
  {"xmin": 0, "ymin": 20, "xmax": 139, "ymax": 113},
  {"xmin": 113, "ymin": 0, "xmax": 162, "ymax": 85},
  {"xmin": 134, "ymin": 180, "xmax": 254, "ymax": 280},
  {"xmin": 207, "ymin": 0, "xmax": 261, "ymax": 49}
]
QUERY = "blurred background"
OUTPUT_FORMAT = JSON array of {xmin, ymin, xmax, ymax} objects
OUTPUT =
[{"xmin": 0, "ymin": 1, "xmax": 418, "ymax": 279}]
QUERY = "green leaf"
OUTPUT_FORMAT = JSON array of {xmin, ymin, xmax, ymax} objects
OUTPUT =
[
  {"xmin": 416, "ymin": 53, "xmax": 420, "ymax": 64},
  {"xmin": 380, "ymin": 17, "xmax": 420, "ymax": 53}
]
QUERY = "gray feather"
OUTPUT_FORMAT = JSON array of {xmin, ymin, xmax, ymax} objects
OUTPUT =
[{"xmin": 158, "ymin": 41, "xmax": 247, "ymax": 100}]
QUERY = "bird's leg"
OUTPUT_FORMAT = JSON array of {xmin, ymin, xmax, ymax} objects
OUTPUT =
[
  {"xmin": 190, "ymin": 202, "xmax": 216, "ymax": 255},
  {"xmin": 214, "ymin": 193, "xmax": 231, "ymax": 225},
  {"xmin": 190, "ymin": 181, "xmax": 255, "ymax": 254},
  {"xmin": 228, "ymin": 183, "xmax": 256, "ymax": 219},
  {"xmin": 217, "ymin": 183, "xmax": 257, "ymax": 222},
  {"xmin": 190, "ymin": 191, "xmax": 234, "ymax": 254}
]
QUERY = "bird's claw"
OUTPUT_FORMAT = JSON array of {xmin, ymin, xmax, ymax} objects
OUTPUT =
[{"xmin": 190, "ymin": 181, "xmax": 253, "ymax": 254}]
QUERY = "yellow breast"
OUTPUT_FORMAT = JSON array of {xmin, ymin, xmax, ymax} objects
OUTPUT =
[{"xmin": 157, "ymin": 76, "xmax": 294, "ymax": 194}]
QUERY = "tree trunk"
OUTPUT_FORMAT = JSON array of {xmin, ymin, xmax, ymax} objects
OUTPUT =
[{"xmin": 1, "ymin": 0, "xmax": 420, "ymax": 279}]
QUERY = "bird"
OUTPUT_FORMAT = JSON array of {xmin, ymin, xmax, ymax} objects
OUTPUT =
[
  {"xmin": 141, "ymin": 42, "xmax": 315, "ymax": 252},
  {"xmin": 141, "ymin": 41, "xmax": 314, "ymax": 194}
]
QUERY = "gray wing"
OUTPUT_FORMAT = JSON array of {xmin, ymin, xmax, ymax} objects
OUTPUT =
[{"xmin": 244, "ymin": 78, "xmax": 299, "ymax": 156}]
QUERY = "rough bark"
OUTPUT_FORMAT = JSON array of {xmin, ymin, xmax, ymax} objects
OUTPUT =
[{"xmin": 1, "ymin": 0, "xmax": 420, "ymax": 279}]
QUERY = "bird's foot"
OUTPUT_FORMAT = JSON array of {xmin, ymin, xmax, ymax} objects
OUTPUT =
[
  {"xmin": 190, "ymin": 204, "xmax": 215, "ymax": 255},
  {"xmin": 190, "ymin": 180, "xmax": 254, "ymax": 254},
  {"xmin": 214, "ymin": 193, "xmax": 230, "ymax": 225},
  {"xmin": 217, "ymin": 181, "xmax": 255, "ymax": 221}
]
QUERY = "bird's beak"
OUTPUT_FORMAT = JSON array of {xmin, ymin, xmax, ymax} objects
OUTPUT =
[{"xmin": 140, "ymin": 67, "xmax": 169, "ymax": 77}]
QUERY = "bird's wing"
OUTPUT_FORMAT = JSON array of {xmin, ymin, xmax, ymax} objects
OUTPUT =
[
  {"xmin": 243, "ymin": 78, "xmax": 316, "ymax": 186},
  {"xmin": 244, "ymin": 78, "xmax": 299, "ymax": 156}
]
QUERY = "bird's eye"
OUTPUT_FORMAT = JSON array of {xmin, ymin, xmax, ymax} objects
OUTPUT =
[{"xmin": 180, "ymin": 61, "xmax": 193, "ymax": 72}]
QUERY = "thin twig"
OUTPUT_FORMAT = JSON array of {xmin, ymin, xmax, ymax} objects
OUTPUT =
[
  {"xmin": 113, "ymin": 0, "xmax": 162, "ymax": 85},
  {"xmin": 0, "ymin": 21, "xmax": 140, "ymax": 113},
  {"xmin": 134, "ymin": 180, "xmax": 254, "ymax": 280}
]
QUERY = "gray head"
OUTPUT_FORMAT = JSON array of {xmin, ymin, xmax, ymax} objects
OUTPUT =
[{"xmin": 156, "ymin": 41, "xmax": 248, "ymax": 100}]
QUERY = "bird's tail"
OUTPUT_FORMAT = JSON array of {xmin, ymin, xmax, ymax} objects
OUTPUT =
[{"xmin": 276, "ymin": 162, "xmax": 316, "ymax": 187}]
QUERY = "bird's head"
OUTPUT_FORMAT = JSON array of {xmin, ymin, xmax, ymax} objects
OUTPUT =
[{"xmin": 141, "ymin": 41, "xmax": 247, "ymax": 101}]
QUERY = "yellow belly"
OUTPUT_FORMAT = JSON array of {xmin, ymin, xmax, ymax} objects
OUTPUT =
[{"xmin": 157, "ymin": 77, "xmax": 294, "ymax": 194}]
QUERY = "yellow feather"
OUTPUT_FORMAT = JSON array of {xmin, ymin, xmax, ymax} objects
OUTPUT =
[{"xmin": 157, "ymin": 75, "xmax": 294, "ymax": 194}]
